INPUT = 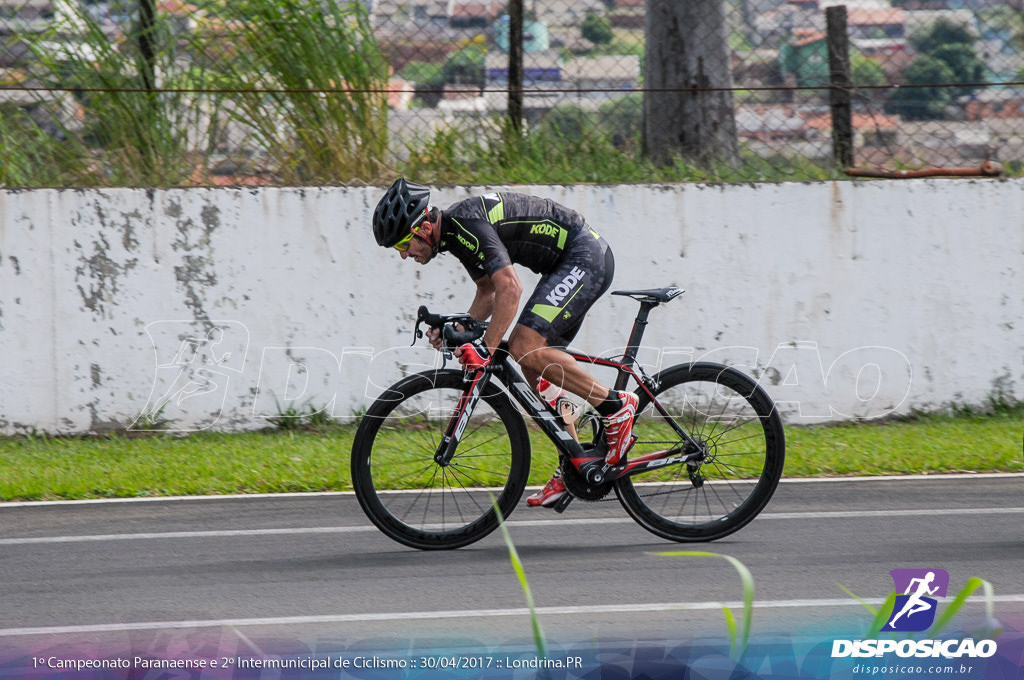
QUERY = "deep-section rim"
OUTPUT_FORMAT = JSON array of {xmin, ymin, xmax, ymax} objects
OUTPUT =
[
  {"xmin": 614, "ymin": 362, "xmax": 785, "ymax": 542},
  {"xmin": 351, "ymin": 369, "xmax": 531, "ymax": 550}
]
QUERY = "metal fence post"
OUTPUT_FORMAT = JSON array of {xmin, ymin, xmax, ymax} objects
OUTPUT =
[
  {"xmin": 139, "ymin": 0, "xmax": 156, "ymax": 91},
  {"xmin": 826, "ymin": 5, "xmax": 853, "ymax": 169},
  {"xmin": 508, "ymin": 0, "xmax": 524, "ymax": 132}
]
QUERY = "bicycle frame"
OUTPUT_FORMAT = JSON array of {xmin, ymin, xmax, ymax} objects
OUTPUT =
[
  {"xmin": 433, "ymin": 293, "xmax": 706, "ymax": 486},
  {"xmin": 354, "ymin": 288, "xmax": 784, "ymax": 548}
]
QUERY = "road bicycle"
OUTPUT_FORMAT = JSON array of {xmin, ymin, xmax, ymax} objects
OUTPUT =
[{"xmin": 351, "ymin": 286, "xmax": 785, "ymax": 550}]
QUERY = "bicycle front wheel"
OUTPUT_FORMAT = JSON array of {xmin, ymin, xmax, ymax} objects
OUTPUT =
[
  {"xmin": 615, "ymin": 362, "xmax": 785, "ymax": 542},
  {"xmin": 351, "ymin": 369, "xmax": 531, "ymax": 550}
]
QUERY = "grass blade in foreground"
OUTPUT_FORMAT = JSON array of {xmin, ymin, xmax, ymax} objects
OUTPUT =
[
  {"xmin": 928, "ymin": 577, "xmax": 1002, "ymax": 639},
  {"xmin": 657, "ymin": 551, "xmax": 755, "ymax": 660},
  {"xmin": 494, "ymin": 500, "xmax": 547, "ymax": 659},
  {"xmin": 837, "ymin": 583, "xmax": 895, "ymax": 639}
]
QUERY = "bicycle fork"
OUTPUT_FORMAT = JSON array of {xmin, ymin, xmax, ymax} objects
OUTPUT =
[{"xmin": 434, "ymin": 369, "xmax": 493, "ymax": 466}]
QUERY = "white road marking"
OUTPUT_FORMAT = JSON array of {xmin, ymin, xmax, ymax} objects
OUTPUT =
[
  {"xmin": 1, "ymin": 476, "xmax": 1020, "ymax": 639},
  {"xmin": 1, "ymin": 506, "xmax": 1022, "ymax": 546},
  {"xmin": 1, "ymin": 473, "xmax": 1020, "ymax": 508},
  {"xmin": 2, "ymin": 595, "xmax": 1023, "ymax": 638}
]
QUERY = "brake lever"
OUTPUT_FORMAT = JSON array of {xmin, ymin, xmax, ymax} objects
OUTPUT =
[
  {"xmin": 412, "ymin": 305, "xmax": 439, "ymax": 346},
  {"xmin": 411, "ymin": 308, "xmax": 453, "ymax": 365}
]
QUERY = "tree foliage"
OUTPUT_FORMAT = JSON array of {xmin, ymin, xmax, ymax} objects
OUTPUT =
[
  {"xmin": 851, "ymin": 54, "xmax": 885, "ymax": 88},
  {"xmin": 888, "ymin": 55, "xmax": 956, "ymax": 120},
  {"xmin": 908, "ymin": 18, "xmax": 976, "ymax": 56},
  {"xmin": 930, "ymin": 44, "xmax": 985, "ymax": 96},
  {"xmin": 582, "ymin": 13, "xmax": 614, "ymax": 46},
  {"xmin": 977, "ymin": 6, "xmax": 1024, "ymax": 51},
  {"xmin": 443, "ymin": 44, "xmax": 487, "ymax": 86},
  {"xmin": 888, "ymin": 17, "xmax": 985, "ymax": 120}
]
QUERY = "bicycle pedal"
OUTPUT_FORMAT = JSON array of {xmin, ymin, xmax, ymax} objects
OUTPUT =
[{"xmin": 553, "ymin": 493, "xmax": 573, "ymax": 513}]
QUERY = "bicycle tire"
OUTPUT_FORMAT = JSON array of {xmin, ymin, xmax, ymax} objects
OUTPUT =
[
  {"xmin": 351, "ymin": 369, "xmax": 531, "ymax": 550},
  {"xmin": 614, "ymin": 362, "xmax": 785, "ymax": 542}
]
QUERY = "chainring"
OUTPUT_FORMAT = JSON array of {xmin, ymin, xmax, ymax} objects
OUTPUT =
[{"xmin": 560, "ymin": 444, "xmax": 614, "ymax": 501}]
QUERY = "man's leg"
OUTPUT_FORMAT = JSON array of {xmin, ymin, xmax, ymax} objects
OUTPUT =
[
  {"xmin": 507, "ymin": 325, "xmax": 610, "ymax": 407},
  {"xmin": 509, "ymin": 325, "xmax": 593, "ymax": 508},
  {"xmin": 510, "ymin": 325, "xmax": 639, "ymax": 470}
]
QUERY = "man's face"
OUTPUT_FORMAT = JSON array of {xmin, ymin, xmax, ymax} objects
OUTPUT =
[{"xmin": 399, "ymin": 220, "xmax": 435, "ymax": 265}]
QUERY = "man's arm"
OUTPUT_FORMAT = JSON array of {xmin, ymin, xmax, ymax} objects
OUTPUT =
[
  {"xmin": 469, "ymin": 265, "xmax": 522, "ymax": 354},
  {"xmin": 467, "ymin": 273, "xmax": 496, "ymax": 321}
]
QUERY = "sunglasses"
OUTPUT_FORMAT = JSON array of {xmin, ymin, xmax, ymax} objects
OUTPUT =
[{"xmin": 393, "ymin": 212, "xmax": 429, "ymax": 252}]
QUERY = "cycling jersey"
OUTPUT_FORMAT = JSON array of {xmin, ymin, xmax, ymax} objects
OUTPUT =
[
  {"xmin": 438, "ymin": 192, "xmax": 593, "ymax": 276},
  {"xmin": 438, "ymin": 191, "xmax": 614, "ymax": 346}
]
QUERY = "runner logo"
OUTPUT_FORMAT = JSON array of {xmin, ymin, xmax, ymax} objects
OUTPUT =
[
  {"xmin": 883, "ymin": 568, "xmax": 949, "ymax": 632},
  {"xmin": 832, "ymin": 567, "xmax": 998, "ymax": 661}
]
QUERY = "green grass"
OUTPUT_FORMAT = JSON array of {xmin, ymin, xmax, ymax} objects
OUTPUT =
[
  {"xmin": 1, "ymin": 407, "xmax": 1021, "ymax": 502},
  {"xmin": 784, "ymin": 409, "xmax": 1024, "ymax": 476},
  {"xmin": 6, "ymin": 0, "xmax": 386, "ymax": 187},
  {"xmin": 397, "ymin": 115, "xmax": 837, "ymax": 187},
  {"xmin": 0, "ymin": 430, "xmax": 355, "ymax": 500}
]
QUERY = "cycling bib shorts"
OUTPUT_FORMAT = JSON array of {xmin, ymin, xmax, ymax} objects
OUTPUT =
[{"xmin": 518, "ymin": 231, "xmax": 614, "ymax": 347}]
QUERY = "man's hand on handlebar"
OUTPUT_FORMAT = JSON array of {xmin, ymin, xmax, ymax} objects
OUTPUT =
[
  {"xmin": 426, "ymin": 325, "xmax": 475, "ymax": 354},
  {"xmin": 415, "ymin": 307, "xmax": 491, "ymax": 368},
  {"xmin": 455, "ymin": 340, "xmax": 491, "ymax": 371},
  {"xmin": 425, "ymin": 327, "xmax": 444, "ymax": 351}
]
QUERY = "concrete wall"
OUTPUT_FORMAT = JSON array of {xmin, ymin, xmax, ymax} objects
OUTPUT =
[{"xmin": 1, "ymin": 180, "xmax": 1021, "ymax": 434}]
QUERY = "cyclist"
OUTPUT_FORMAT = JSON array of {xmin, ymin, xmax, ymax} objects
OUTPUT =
[{"xmin": 372, "ymin": 177, "xmax": 639, "ymax": 508}]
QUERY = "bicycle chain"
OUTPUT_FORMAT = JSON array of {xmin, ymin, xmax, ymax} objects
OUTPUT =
[
  {"xmin": 561, "ymin": 465, "xmax": 703, "ymax": 503},
  {"xmin": 561, "ymin": 411, "xmax": 703, "ymax": 503},
  {"xmin": 562, "ymin": 438, "xmax": 706, "ymax": 503}
]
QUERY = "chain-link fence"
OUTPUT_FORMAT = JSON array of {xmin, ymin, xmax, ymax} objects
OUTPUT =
[{"xmin": 1, "ymin": 0, "xmax": 1021, "ymax": 187}]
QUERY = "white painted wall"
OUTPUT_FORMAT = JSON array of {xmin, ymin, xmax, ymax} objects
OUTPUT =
[{"xmin": 1, "ymin": 181, "xmax": 1021, "ymax": 434}]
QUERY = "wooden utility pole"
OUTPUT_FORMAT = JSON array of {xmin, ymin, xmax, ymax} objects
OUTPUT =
[
  {"xmin": 644, "ymin": 0, "xmax": 739, "ymax": 168},
  {"xmin": 826, "ymin": 5, "xmax": 854, "ymax": 168}
]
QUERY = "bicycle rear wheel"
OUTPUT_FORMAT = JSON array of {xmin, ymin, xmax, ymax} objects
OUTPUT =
[
  {"xmin": 351, "ymin": 369, "xmax": 531, "ymax": 550},
  {"xmin": 615, "ymin": 362, "xmax": 785, "ymax": 542}
]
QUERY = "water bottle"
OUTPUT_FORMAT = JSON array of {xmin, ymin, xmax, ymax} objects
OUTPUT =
[
  {"xmin": 537, "ymin": 378, "xmax": 579, "ymax": 440},
  {"xmin": 536, "ymin": 377, "xmax": 566, "ymax": 409}
]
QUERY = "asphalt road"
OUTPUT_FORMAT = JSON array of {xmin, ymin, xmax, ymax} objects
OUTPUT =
[{"xmin": 1, "ymin": 474, "xmax": 1022, "ymax": 655}]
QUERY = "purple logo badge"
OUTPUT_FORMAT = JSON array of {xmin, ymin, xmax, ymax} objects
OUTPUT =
[{"xmin": 883, "ymin": 568, "xmax": 949, "ymax": 632}]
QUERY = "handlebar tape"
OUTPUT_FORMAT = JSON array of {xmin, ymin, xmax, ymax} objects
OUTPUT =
[
  {"xmin": 444, "ymin": 326, "xmax": 485, "ymax": 346},
  {"xmin": 418, "ymin": 305, "xmax": 486, "ymax": 346}
]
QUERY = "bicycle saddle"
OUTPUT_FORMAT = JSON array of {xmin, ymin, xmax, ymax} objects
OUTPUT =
[{"xmin": 611, "ymin": 287, "xmax": 685, "ymax": 304}]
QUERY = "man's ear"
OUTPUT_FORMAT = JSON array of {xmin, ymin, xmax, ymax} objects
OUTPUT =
[{"xmin": 425, "ymin": 216, "xmax": 441, "ymax": 247}]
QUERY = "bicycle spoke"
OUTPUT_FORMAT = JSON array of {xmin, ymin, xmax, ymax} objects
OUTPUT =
[
  {"xmin": 352, "ymin": 371, "xmax": 530, "ymax": 548},
  {"xmin": 615, "ymin": 363, "xmax": 784, "ymax": 541}
]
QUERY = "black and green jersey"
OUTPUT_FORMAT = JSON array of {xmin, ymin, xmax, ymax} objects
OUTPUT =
[
  {"xmin": 437, "ymin": 191, "xmax": 614, "ymax": 347},
  {"xmin": 438, "ymin": 192, "xmax": 593, "ymax": 279}
]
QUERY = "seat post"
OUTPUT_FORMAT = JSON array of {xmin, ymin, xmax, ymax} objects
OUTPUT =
[{"xmin": 615, "ymin": 300, "xmax": 658, "ymax": 390}]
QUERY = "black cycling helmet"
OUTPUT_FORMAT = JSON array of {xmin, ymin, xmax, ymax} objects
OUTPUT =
[{"xmin": 372, "ymin": 178, "xmax": 431, "ymax": 248}]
